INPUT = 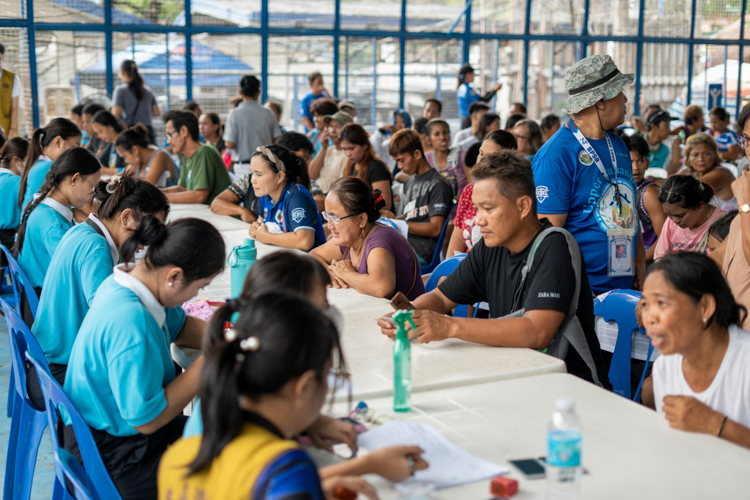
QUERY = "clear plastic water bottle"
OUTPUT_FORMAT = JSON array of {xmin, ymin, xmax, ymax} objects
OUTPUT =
[{"xmin": 546, "ymin": 398, "xmax": 582, "ymax": 500}]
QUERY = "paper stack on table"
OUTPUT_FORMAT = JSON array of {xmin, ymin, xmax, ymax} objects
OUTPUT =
[{"xmin": 357, "ymin": 420, "xmax": 507, "ymax": 492}]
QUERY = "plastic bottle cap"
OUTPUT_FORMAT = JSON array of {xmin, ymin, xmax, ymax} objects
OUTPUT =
[
  {"xmin": 244, "ymin": 238, "xmax": 256, "ymax": 248},
  {"xmin": 555, "ymin": 398, "xmax": 574, "ymax": 412}
]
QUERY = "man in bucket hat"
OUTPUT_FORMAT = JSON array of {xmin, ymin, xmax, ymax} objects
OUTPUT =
[{"xmin": 532, "ymin": 54, "xmax": 646, "ymax": 293}]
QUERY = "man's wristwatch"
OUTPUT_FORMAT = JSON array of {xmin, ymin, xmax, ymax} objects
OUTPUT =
[{"xmin": 741, "ymin": 204, "xmax": 750, "ymax": 214}]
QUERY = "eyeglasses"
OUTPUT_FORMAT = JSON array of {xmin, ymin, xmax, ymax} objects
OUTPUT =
[
  {"xmin": 165, "ymin": 129, "xmax": 176, "ymax": 141},
  {"xmin": 78, "ymin": 175, "xmax": 97, "ymax": 192},
  {"xmin": 322, "ymin": 212, "xmax": 360, "ymax": 224},
  {"xmin": 513, "ymin": 133, "xmax": 529, "ymax": 141},
  {"xmin": 739, "ymin": 135, "xmax": 750, "ymax": 150}
]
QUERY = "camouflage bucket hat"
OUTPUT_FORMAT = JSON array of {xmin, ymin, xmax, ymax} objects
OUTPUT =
[{"xmin": 562, "ymin": 55, "xmax": 634, "ymax": 115}]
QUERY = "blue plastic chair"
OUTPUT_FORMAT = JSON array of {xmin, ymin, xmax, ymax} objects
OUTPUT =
[
  {"xmin": 594, "ymin": 289, "xmax": 654, "ymax": 401},
  {"xmin": 0, "ymin": 244, "xmax": 39, "ymax": 419},
  {"xmin": 424, "ymin": 254, "xmax": 470, "ymax": 317},
  {"xmin": 0, "ymin": 299, "xmax": 49, "ymax": 500},
  {"xmin": 55, "ymin": 449, "xmax": 101, "ymax": 500},
  {"xmin": 0, "ymin": 244, "xmax": 38, "ymax": 318},
  {"xmin": 420, "ymin": 217, "xmax": 451, "ymax": 275},
  {"xmin": 27, "ymin": 353, "xmax": 122, "ymax": 500}
]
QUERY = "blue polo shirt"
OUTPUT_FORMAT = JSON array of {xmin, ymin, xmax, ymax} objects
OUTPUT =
[
  {"xmin": 532, "ymin": 125, "xmax": 638, "ymax": 294},
  {"xmin": 300, "ymin": 92, "xmax": 328, "ymax": 132},
  {"xmin": 258, "ymin": 182, "xmax": 325, "ymax": 251},
  {"xmin": 64, "ymin": 267, "xmax": 187, "ymax": 437},
  {"xmin": 22, "ymin": 157, "xmax": 53, "ymax": 211},
  {"xmin": 17, "ymin": 199, "xmax": 75, "ymax": 288},
  {"xmin": 32, "ymin": 216, "xmax": 119, "ymax": 365},
  {"xmin": 457, "ymin": 83, "xmax": 480, "ymax": 118},
  {"xmin": 0, "ymin": 168, "xmax": 21, "ymax": 230}
]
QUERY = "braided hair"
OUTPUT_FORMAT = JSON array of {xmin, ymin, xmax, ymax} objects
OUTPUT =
[{"xmin": 12, "ymin": 147, "xmax": 100, "ymax": 257}]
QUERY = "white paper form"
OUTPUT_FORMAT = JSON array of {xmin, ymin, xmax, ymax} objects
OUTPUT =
[{"xmin": 357, "ymin": 420, "xmax": 507, "ymax": 492}]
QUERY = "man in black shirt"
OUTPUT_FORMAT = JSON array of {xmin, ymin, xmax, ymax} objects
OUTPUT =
[
  {"xmin": 378, "ymin": 150, "xmax": 610, "ymax": 386},
  {"xmin": 380, "ymin": 129, "xmax": 453, "ymax": 265}
]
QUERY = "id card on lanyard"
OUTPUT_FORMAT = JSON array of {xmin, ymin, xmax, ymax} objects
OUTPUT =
[{"xmin": 567, "ymin": 119, "xmax": 635, "ymax": 277}]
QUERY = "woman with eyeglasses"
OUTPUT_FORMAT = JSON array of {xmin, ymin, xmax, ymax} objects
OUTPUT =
[
  {"xmin": 311, "ymin": 177, "xmax": 425, "ymax": 299},
  {"xmin": 512, "ymin": 119, "xmax": 543, "ymax": 160},
  {"xmin": 248, "ymin": 144, "xmax": 325, "ymax": 251},
  {"xmin": 13, "ymin": 148, "xmax": 101, "ymax": 321}
]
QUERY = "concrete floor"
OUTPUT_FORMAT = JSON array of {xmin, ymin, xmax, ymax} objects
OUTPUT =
[{"xmin": 0, "ymin": 316, "xmax": 57, "ymax": 499}]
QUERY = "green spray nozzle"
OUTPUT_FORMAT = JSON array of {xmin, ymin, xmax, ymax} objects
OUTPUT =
[{"xmin": 392, "ymin": 310, "xmax": 416, "ymax": 340}]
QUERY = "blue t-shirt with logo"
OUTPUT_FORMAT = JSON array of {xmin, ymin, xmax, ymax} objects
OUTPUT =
[
  {"xmin": 258, "ymin": 182, "xmax": 326, "ymax": 251},
  {"xmin": 532, "ymin": 124, "xmax": 638, "ymax": 294}
]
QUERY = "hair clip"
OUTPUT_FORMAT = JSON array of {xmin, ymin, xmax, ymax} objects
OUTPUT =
[
  {"xmin": 223, "ymin": 326, "xmax": 238, "ymax": 342},
  {"xmin": 239, "ymin": 336, "xmax": 261, "ymax": 352},
  {"xmin": 105, "ymin": 175, "xmax": 122, "ymax": 194}
]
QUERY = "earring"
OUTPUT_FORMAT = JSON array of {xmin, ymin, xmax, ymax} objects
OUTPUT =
[
  {"xmin": 168, "ymin": 282, "xmax": 174, "ymax": 287},
  {"xmin": 71, "ymin": 182, "xmax": 75, "ymax": 186},
  {"xmin": 703, "ymin": 317, "xmax": 708, "ymax": 326}
]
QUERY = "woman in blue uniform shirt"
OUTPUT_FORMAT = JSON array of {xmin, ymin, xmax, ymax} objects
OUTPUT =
[
  {"xmin": 0, "ymin": 137, "xmax": 28, "ymax": 263},
  {"xmin": 18, "ymin": 118, "xmax": 82, "ymax": 211},
  {"xmin": 456, "ymin": 63, "xmax": 501, "ymax": 130},
  {"xmin": 28, "ymin": 175, "xmax": 169, "ymax": 408},
  {"xmin": 248, "ymin": 144, "xmax": 326, "ymax": 251},
  {"xmin": 64, "ymin": 216, "xmax": 225, "ymax": 500},
  {"xmin": 14, "ymin": 148, "xmax": 102, "ymax": 321}
]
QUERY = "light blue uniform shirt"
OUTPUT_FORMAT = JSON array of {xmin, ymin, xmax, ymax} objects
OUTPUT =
[
  {"xmin": 32, "ymin": 214, "xmax": 119, "ymax": 365},
  {"xmin": 17, "ymin": 198, "xmax": 74, "ymax": 288},
  {"xmin": 64, "ymin": 266, "xmax": 187, "ymax": 436},
  {"xmin": 0, "ymin": 168, "xmax": 21, "ymax": 230},
  {"xmin": 22, "ymin": 157, "xmax": 53, "ymax": 211},
  {"xmin": 183, "ymin": 399, "xmax": 203, "ymax": 438}
]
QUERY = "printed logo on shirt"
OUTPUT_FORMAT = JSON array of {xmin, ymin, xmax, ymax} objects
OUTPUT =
[
  {"xmin": 291, "ymin": 208, "xmax": 306, "ymax": 223},
  {"xmin": 593, "ymin": 181, "xmax": 637, "ymax": 231},
  {"xmin": 433, "ymin": 203, "xmax": 447, "ymax": 211},
  {"xmin": 536, "ymin": 186, "xmax": 550, "ymax": 203},
  {"xmin": 538, "ymin": 292, "xmax": 560, "ymax": 299},
  {"xmin": 275, "ymin": 209, "xmax": 284, "ymax": 226},
  {"xmin": 578, "ymin": 150, "xmax": 594, "ymax": 166}
]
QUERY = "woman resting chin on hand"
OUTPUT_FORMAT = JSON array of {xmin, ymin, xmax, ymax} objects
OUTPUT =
[{"xmin": 640, "ymin": 252, "xmax": 750, "ymax": 450}]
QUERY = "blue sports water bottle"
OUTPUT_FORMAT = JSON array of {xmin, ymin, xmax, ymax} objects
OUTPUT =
[{"xmin": 227, "ymin": 238, "xmax": 257, "ymax": 298}]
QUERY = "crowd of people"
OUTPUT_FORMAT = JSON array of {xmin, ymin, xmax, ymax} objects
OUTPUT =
[{"xmin": 2, "ymin": 52, "xmax": 750, "ymax": 500}]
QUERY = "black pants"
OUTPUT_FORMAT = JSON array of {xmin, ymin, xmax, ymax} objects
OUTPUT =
[
  {"xmin": 64, "ymin": 415, "xmax": 187, "ymax": 500},
  {"xmin": 0, "ymin": 228, "xmax": 16, "ymax": 268},
  {"xmin": 20, "ymin": 286, "xmax": 41, "ymax": 328},
  {"xmin": 26, "ymin": 361, "xmax": 66, "ymax": 411}
]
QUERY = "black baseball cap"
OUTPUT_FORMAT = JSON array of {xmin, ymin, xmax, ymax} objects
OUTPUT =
[{"xmin": 645, "ymin": 109, "xmax": 678, "ymax": 128}]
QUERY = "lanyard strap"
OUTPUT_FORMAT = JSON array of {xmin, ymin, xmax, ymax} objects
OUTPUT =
[{"xmin": 566, "ymin": 118, "xmax": 619, "ymax": 185}]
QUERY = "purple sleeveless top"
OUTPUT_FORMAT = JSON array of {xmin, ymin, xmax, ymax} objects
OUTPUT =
[{"xmin": 341, "ymin": 224, "xmax": 425, "ymax": 301}]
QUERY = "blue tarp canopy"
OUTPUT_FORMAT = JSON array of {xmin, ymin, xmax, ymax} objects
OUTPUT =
[{"xmin": 76, "ymin": 40, "xmax": 253, "ymax": 91}]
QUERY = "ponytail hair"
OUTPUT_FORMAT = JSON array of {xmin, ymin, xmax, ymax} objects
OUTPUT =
[
  {"xmin": 328, "ymin": 176, "xmax": 386, "ymax": 224},
  {"xmin": 252, "ymin": 144, "xmax": 310, "ymax": 190},
  {"xmin": 94, "ymin": 174, "xmax": 170, "ymax": 223},
  {"xmin": 115, "ymin": 124, "xmax": 151, "ymax": 151},
  {"xmin": 121, "ymin": 59, "xmax": 145, "ymax": 101},
  {"xmin": 19, "ymin": 118, "xmax": 81, "ymax": 209},
  {"xmin": 188, "ymin": 291, "xmax": 344, "ymax": 475},
  {"xmin": 121, "ymin": 217, "xmax": 225, "ymax": 282},
  {"xmin": 1, "ymin": 137, "xmax": 29, "ymax": 170},
  {"xmin": 12, "ymin": 147, "xmax": 100, "ymax": 257},
  {"xmin": 658, "ymin": 174, "xmax": 714, "ymax": 209}
]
